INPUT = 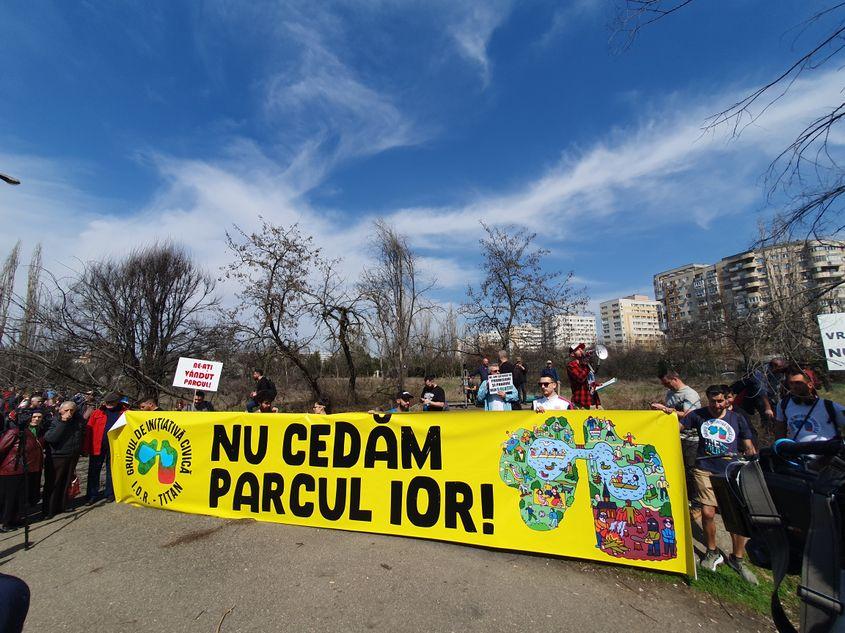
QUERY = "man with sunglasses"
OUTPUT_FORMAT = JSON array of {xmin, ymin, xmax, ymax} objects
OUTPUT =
[
  {"xmin": 774, "ymin": 365, "xmax": 845, "ymax": 444},
  {"xmin": 533, "ymin": 377, "xmax": 572, "ymax": 413}
]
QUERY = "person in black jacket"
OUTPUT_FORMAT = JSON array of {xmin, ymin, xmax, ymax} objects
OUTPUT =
[
  {"xmin": 247, "ymin": 369, "xmax": 276, "ymax": 412},
  {"xmin": 42, "ymin": 401, "xmax": 84, "ymax": 518}
]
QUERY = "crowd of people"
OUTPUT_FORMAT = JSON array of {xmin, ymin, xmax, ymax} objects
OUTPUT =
[
  {"xmin": 646, "ymin": 360, "xmax": 845, "ymax": 583},
  {"xmin": 0, "ymin": 389, "xmax": 128, "ymax": 532},
  {"xmin": 1, "ymin": 353, "xmax": 841, "ymax": 588},
  {"xmin": 466, "ymin": 343, "xmax": 599, "ymax": 411}
]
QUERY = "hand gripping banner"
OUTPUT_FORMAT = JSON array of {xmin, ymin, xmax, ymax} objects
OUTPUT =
[{"xmin": 109, "ymin": 409, "xmax": 696, "ymax": 575}]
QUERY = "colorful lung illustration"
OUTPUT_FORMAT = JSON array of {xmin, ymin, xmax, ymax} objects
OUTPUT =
[
  {"xmin": 499, "ymin": 415, "xmax": 676, "ymax": 561},
  {"xmin": 135, "ymin": 439, "xmax": 179, "ymax": 485}
]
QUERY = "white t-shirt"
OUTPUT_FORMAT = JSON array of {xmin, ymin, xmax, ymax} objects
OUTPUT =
[
  {"xmin": 777, "ymin": 398, "xmax": 845, "ymax": 442},
  {"xmin": 533, "ymin": 394, "xmax": 571, "ymax": 411}
]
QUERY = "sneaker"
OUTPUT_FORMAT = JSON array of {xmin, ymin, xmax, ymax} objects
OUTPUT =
[
  {"xmin": 727, "ymin": 555, "xmax": 759, "ymax": 585},
  {"xmin": 700, "ymin": 549, "xmax": 724, "ymax": 571}
]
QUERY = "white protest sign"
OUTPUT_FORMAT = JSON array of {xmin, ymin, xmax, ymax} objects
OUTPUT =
[
  {"xmin": 173, "ymin": 357, "xmax": 223, "ymax": 391},
  {"xmin": 819, "ymin": 313, "xmax": 845, "ymax": 371},
  {"xmin": 488, "ymin": 372, "xmax": 514, "ymax": 392}
]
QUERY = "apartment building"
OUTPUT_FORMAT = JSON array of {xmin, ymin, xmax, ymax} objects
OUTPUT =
[
  {"xmin": 653, "ymin": 264, "xmax": 722, "ymax": 333},
  {"xmin": 654, "ymin": 240, "xmax": 845, "ymax": 332},
  {"xmin": 719, "ymin": 240, "xmax": 845, "ymax": 317},
  {"xmin": 472, "ymin": 315, "xmax": 596, "ymax": 353},
  {"xmin": 472, "ymin": 323, "xmax": 544, "ymax": 352},
  {"xmin": 599, "ymin": 295, "xmax": 664, "ymax": 350},
  {"xmin": 546, "ymin": 314, "xmax": 598, "ymax": 349},
  {"xmin": 509, "ymin": 323, "xmax": 543, "ymax": 352}
]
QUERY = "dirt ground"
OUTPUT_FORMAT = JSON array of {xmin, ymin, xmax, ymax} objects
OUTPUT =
[{"xmin": 0, "ymin": 456, "xmax": 773, "ymax": 633}]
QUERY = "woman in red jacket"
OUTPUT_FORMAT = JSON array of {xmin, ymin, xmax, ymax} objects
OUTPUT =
[
  {"xmin": 83, "ymin": 393, "xmax": 127, "ymax": 504},
  {"xmin": 0, "ymin": 417, "xmax": 44, "ymax": 532}
]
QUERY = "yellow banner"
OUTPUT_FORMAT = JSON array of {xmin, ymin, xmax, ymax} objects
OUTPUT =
[{"xmin": 109, "ymin": 409, "xmax": 695, "ymax": 575}]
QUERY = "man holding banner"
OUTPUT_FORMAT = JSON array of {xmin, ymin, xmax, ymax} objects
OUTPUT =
[{"xmin": 477, "ymin": 363, "xmax": 519, "ymax": 411}]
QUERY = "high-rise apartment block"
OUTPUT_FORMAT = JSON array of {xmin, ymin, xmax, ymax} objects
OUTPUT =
[
  {"xmin": 654, "ymin": 240, "xmax": 845, "ymax": 333},
  {"xmin": 599, "ymin": 295, "xmax": 664, "ymax": 349},
  {"xmin": 548, "ymin": 314, "xmax": 598, "ymax": 348},
  {"xmin": 508, "ymin": 323, "xmax": 543, "ymax": 352},
  {"xmin": 471, "ymin": 314, "xmax": 597, "ymax": 353},
  {"xmin": 653, "ymin": 264, "xmax": 722, "ymax": 332}
]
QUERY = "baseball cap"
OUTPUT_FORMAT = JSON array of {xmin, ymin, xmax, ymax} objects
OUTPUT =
[
  {"xmin": 397, "ymin": 391, "xmax": 413, "ymax": 401},
  {"xmin": 569, "ymin": 343, "xmax": 586, "ymax": 353}
]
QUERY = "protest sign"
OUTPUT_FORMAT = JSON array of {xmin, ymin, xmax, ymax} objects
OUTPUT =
[
  {"xmin": 487, "ymin": 372, "xmax": 514, "ymax": 392},
  {"xmin": 173, "ymin": 357, "xmax": 223, "ymax": 391},
  {"xmin": 109, "ymin": 409, "xmax": 695, "ymax": 576},
  {"xmin": 818, "ymin": 313, "xmax": 845, "ymax": 371}
]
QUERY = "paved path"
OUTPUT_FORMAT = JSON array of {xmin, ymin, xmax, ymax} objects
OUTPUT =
[{"xmin": 1, "ymin": 502, "xmax": 773, "ymax": 632}]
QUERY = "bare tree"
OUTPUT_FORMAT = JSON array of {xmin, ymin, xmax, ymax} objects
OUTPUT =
[
  {"xmin": 359, "ymin": 220, "xmax": 436, "ymax": 390},
  {"xmin": 0, "ymin": 240, "xmax": 21, "ymax": 347},
  {"xmin": 49, "ymin": 242, "xmax": 217, "ymax": 398},
  {"xmin": 223, "ymin": 219, "xmax": 327, "ymax": 403},
  {"xmin": 310, "ymin": 259, "xmax": 367, "ymax": 402},
  {"xmin": 614, "ymin": 1, "xmax": 845, "ymax": 242},
  {"xmin": 18, "ymin": 243, "xmax": 42, "ymax": 354},
  {"xmin": 462, "ymin": 222, "xmax": 587, "ymax": 349}
]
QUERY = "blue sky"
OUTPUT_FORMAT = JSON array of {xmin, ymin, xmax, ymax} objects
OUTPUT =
[{"xmin": 0, "ymin": 0, "xmax": 841, "ymax": 323}]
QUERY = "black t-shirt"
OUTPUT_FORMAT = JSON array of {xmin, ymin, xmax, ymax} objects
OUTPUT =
[
  {"xmin": 194, "ymin": 401, "xmax": 215, "ymax": 412},
  {"xmin": 682, "ymin": 407, "xmax": 753, "ymax": 473},
  {"xmin": 421, "ymin": 385, "xmax": 446, "ymax": 411}
]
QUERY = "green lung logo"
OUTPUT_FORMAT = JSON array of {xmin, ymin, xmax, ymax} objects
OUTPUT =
[{"xmin": 135, "ymin": 439, "xmax": 178, "ymax": 484}]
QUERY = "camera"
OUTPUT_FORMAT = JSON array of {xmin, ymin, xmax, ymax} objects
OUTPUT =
[{"xmin": 712, "ymin": 439, "xmax": 845, "ymax": 633}]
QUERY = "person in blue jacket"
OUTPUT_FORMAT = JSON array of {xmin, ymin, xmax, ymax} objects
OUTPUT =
[{"xmin": 477, "ymin": 363, "xmax": 520, "ymax": 411}]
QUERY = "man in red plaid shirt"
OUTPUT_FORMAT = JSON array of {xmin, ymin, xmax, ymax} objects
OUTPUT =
[{"xmin": 566, "ymin": 343, "xmax": 601, "ymax": 409}]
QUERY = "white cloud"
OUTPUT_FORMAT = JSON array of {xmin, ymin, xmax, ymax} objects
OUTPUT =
[
  {"xmin": 377, "ymin": 69, "xmax": 845, "ymax": 246},
  {"xmin": 446, "ymin": 1, "xmax": 515, "ymax": 86},
  {"xmin": 263, "ymin": 15, "xmax": 423, "ymax": 172},
  {"xmin": 3, "ymin": 66, "xmax": 843, "ymax": 316},
  {"xmin": 537, "ymin": 0, "xmax": 604, "ymax": 48}
]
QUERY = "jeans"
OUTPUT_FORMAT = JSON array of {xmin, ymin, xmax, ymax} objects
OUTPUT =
[{"xmin": 86, "ymin": 448, "xmax": 113, "ymax": 501}]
